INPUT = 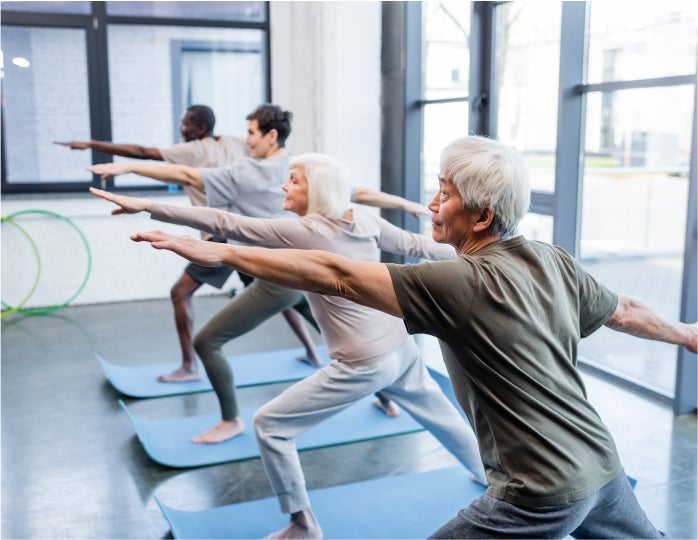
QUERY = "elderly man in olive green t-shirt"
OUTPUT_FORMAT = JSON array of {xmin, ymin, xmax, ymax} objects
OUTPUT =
[{"xmin": 129, "ymin": 135, "xmax": 696, "ymax": 539}]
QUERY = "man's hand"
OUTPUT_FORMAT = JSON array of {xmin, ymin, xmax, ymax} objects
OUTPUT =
[
  {"xmin": 89, "ymin": 187, "xmax": 153, "ymax": 215},
  {"xmin": 54, "ymin": 141, "xmax": 90, "ymax": 150},
  {"xmin": 131, "ymin": 230, "xmax": 226, "ymax": 267}
]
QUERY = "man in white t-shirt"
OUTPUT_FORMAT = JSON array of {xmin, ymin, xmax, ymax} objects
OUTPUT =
[{"xmin": 56, "ymin": 105, "xmax": 323, "ymax": 382}]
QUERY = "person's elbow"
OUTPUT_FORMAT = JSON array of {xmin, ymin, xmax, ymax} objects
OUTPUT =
[{"xmin": 604, "ymin": 294, "xmax": 631, "ymax": 332}]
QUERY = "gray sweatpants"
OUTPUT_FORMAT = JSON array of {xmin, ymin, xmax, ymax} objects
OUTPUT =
[
  {"xmin": 429, "ymin": 468, "xmax": 664, "ymax": 539},
  {"xmin": 253, "ymin": 336, "xmax": 485, "ymax": 514}
]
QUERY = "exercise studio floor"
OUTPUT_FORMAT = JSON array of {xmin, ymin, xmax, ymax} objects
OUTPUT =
[{"xmin": 2, "ymin": 295, "xmax": 696, "ymax": 539}]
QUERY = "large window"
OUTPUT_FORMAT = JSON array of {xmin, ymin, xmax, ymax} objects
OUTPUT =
[
  {"xmin": 576, "ymin": 3, "xmax": 696, "ymax": 395},
  {"xmin": 1, "ymin": 1, "xmax": 269, "ymax": 194},
  {"xmin": 404, "ymin": 1, "xmax": 696, "ymax": 410}
]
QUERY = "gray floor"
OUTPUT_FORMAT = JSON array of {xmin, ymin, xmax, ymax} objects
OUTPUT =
[{"xmin": 1, "ymin": 295, "xmax": 696, "ymax": 539}]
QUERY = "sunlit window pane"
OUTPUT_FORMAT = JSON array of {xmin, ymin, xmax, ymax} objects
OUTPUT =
[
  {"xmin": 420, "ymin": 1, "xmax": 471, "ymax": 235},
  {"xmin": 106, "ymin": 24, "xmax": 265, "ymax": 188},
  {"xmin": 493, "ymin": 1, "xmax": 561, "ymax": 192},
  {"xmin": 423, "ymin": 0, "xmax": 470, "ymax": 101},
  {"xmin": 2, "ymin": 26, "xmax": 91, "ymax": 184},
  {"xmin": 588, "ymin": 1, "xmax": 697, "ymax": 83},
  {"xmin": 579, "ymin": 85, "xmax": 693, "ymax": 394},
  {"xmin": 421, "ymin": 101, "xmax": 470, "ymax": 234}
]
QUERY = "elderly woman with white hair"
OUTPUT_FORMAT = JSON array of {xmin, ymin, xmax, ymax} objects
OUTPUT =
[{"xmin": 90, "ymin": 152, "xmax": 486, "ymax": 540}]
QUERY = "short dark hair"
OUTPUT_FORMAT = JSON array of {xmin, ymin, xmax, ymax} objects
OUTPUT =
[
  {"xmin": 186, "ymin": 105, "xmax": 216, "ymax": 135},
  {"xmin": 246, "ymin": 104, "xmax": 293, "ymax": 147}
]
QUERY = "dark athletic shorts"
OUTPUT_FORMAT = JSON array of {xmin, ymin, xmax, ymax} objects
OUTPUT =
[{"xmin": 184, "ymin": 237, "xmax": 253, "ymax": 289}]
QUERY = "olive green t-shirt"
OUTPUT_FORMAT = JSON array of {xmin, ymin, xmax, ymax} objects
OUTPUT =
[{"xmin": 387, "ymin": 236, "xmax": 621, "ymax": 507}]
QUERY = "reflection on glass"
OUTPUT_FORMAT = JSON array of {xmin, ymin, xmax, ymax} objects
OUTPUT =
[
  {"xmin": 493, "ymin": 1, "xmax": 561, "ymax": 192},
  {"xmin": 1, "ymin": 1, "xmax": 90, "ymax": 14},
  {"xmin": 107, "ymin": 24, "xmax": 265, "ymax": 188},
  {"xmin": 579, "ymin": 85, "xmax": 693, "ymax": 395},
  {"xmin": 106, "ymin": 1, "xmax": 265, "ymax": 23},
  {"xmin": 423, "ymin": 0, "xmax": 470, "ymax": 101},
  {"xmin": 2, "ymin": 26, "xmax": 91, "ymax": 184},
  {"xmin": 588, "ymin": 1, "xmax": 697, "ymax": 83}
]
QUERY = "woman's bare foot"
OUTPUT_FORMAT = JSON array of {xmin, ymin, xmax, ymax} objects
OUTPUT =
[
  {"xmin": 264, "ymin": 509, "xmax": 322, "ymax": 539},
  {"xmin": 156, "ymin": 366, "xmax": 201, "ymax": 383},
  {"xmin": 372, "ymin": 399, "xmax": 400, "ymax": 417},
  {"xmin": 295, "ymin": 352, "xmax": 323, "ymax": 367},
  {"xmin": 191, "ymin": 418, "xmax": 245, "ymax": 444}
]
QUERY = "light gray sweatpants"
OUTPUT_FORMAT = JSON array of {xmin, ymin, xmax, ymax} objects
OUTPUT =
[{"xmin": 253, "ymin": 336, "xmax": 485, "ymax": 514}]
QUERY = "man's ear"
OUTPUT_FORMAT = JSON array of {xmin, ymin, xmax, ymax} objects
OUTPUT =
[
  {"xmin": 195, "ymin": 124, "xmax": 209, "ymax": 138},
  {"xmin": 473, "ymin": 206, "xmax": 495, "ymax": 232}
]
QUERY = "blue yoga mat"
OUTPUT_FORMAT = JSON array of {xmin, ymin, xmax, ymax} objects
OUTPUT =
[
  {"xmin": 96, "ymin": 345, "xmax": 327, "ymax": 398},
  {"xmin": 156, "ymin": 466, "xmax": 638, "ymax": 539},
  {"xmin": 156, "ymin": 466, "xmax": 486, "ymax": 539},
  {"xmin": 121, "ymin": 394, "xmax": 425, "ymax": 468}
]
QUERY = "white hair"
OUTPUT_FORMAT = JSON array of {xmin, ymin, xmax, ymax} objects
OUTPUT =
[
  {"xmin": 440, "ymin": 136, "xmax": 531, "ymax": 238},
  {"xmin": 289, "ymin": 153, "xmax": 351, "ymax": 219}
]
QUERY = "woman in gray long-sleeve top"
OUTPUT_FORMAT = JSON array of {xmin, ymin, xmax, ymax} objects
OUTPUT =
[{"xmin": 90, "ymin": 152, "xmax": 486, "ymax": 540}]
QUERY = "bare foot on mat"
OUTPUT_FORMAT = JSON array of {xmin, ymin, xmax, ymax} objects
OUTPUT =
[
  {"xmin": 372, "ymin": 399, "xmax": 400, "ymax": 417},
  {"xmin": 156, "ymin": 366, "xmax": 201, "ymax": 383},
  {"xmin": 191, "ymin": 418, "xmax": 245, "ymax": 444}
]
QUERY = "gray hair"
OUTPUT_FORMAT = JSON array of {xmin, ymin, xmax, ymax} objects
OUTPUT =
[
  {"xmin": 440, "ymin": 136, "xmax": 531, "ymax": 238},
  {"xmin": 289, "ymin": 153, "xmax": 351, "ymax": 219}
]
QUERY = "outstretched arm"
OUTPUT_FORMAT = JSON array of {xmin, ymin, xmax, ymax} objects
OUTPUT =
[
  {"xmin": 131, "ymin": 230, "xmax": 403, "ymax": 318},
  {"xmin": 86, "ymin": 162, "xmax": 203, "ymax": 190},
  {"xmin": 55, "ymin": 140, "xmax": 163, "ymax": 160},
  {"xmin": 605, "ymin": 293, "xmax": 697, "ymax": 353},
  {"xmin": 89, "ymin": 187, "xmax": 154, "ymax": 215},
  {"xmin": 352, "ymin": 187, "xmax": 430, "ymax": 218}
]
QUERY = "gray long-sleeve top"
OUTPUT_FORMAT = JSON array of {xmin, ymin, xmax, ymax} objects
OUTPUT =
[{"xmin": 151, "ymin": 203, "xmax": 456, "ymax": 366}]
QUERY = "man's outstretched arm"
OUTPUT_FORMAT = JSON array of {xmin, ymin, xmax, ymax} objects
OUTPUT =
[
  {"xmin": 131, "ymin": 230, "xmax": 403, "ymax": 318},
  {"xmin": 605, "ymin": 293, "xmax": 697, "ymax": 354},
  {"xmin": 86, "ymin": 162, "xmax": 204, "ymax": 190},
  {"xmin": 55, "ymin": 140, "xmax": 163, "ymax": 160}
]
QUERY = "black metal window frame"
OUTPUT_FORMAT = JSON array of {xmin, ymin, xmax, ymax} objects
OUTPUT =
[{"xmin": 0, "ymin": 2, "xmax": 271, "ymax": 195}]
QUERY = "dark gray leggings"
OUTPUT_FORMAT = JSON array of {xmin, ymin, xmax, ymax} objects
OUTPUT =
[
  {"xmin": 194, "ymin": 279, "xmax": 390, "ymax": 419},
  {"xmin": 429, "ymin": 469, "xmax": 664, "ymax": 539}
]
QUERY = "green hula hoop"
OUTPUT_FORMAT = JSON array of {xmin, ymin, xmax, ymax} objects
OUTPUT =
[
  {"xmin": 1, "ymin": 209, "xmax": 92, "ymax": 317},
  {"xmin": 0, "ymin": 216, "xmax": 42, "ymax": 318}
]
